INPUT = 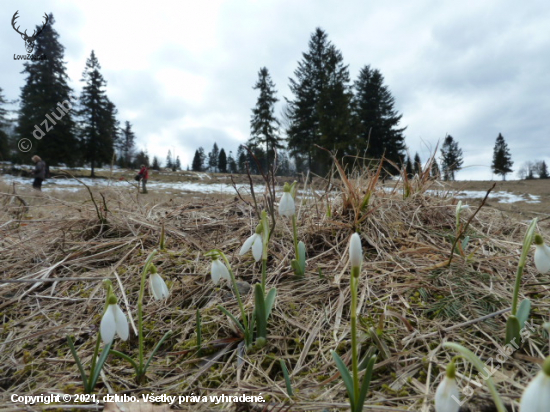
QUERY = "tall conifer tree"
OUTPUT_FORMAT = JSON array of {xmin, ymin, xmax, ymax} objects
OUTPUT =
[
  {"xmin": 440, "ymin": 135, "xmax": 463, "ymax": 181},
  {"xmin": 352, "ymin": 65, "xmax": 406, "ymax": 170},
  {"xmin": 218, "ymin": 148, "xmax": 227, "ymax": 173},
  {"xmin": 78, "ymin": 50, "xmax": 117, "ymax": 176},
  {"xmin": 250, "ymin": 67, "xmax": 282, "ymax": 170},
  {"xmin": 119, "ymin": 121, "xmax": 135, "ymax": 167},
  {"xmin": 208, "ymin": 143, "xmax": 219, "ymax": 172},
  {"xmin": 16, "ymin": 14, "xmax": 77, "ymax": 166},
  {"xmin": 286, "ymin": 28, "xmax": 352, "ymax": 175},
  {"xmin": 0, "ymin": 88, "xmax": 9, "ymax": 161},
  {"xmin": 413, "ymin": 152, "xmax": 422, "ymax": 175},
  {"xmin": 491, "ymin": 133, "xmax": 513, "ymax": 180}
]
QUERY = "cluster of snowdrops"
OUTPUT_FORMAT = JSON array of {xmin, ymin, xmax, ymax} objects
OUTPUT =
[{"xmin": 69, "ymin": 183, "xmax": 550, "ymax": 411}]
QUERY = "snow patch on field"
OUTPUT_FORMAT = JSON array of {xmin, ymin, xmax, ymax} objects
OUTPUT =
[{"xmin": 0, "ymin": 174, "xmax": 541, "ymax": 203}]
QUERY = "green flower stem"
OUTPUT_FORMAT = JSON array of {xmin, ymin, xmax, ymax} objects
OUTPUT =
[
  {"xmin": 292, "ymin": 215, "xmax": 299, "ymax": 258},
  {"xmin": 90, "ymin": 280, "xmax": 113, "ymax": 378},
  {"xmin": 261, "ymin": 259, "xmax": 267, "ymax": 294},
  {"xmin": 137, "ymin": 249, "xmax": 158, "ymax": 380},
  {"xmin": 443, "ymin": 342, "xmax": 506, "ymax": 412},
  {"xmin": 261, "ymin": 210, "xmax": 270, "ymax": 293},
  {"xmin": 350, "ymin": 266, "xmax": 360, "ymax": 404},
  {"xmin": 511, "ymin": 218, "xmax": 537, "ymax": 315},
  {"xmin": 88, "ymin": 334, "xmax": 102, "ymax": 385},
  {"xmin": 218, "ymin": 251, "xmax": 249, "ymax": 338}
]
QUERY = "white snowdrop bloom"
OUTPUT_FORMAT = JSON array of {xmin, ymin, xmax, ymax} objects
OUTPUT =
[
  {"xmin": 435, "ymin": 361, "xmax": 460, "ymax": 412},
  {"xmin": 278, "ymin": 184, "xmax": 295, "ymax": 218},
  {"xmin": 349, "ymin": 233, "xmax": 363, "ymax": 269},
  {"xmin": 239, "ymin": 233, "xmax": 263, "ymax": 262},
  {"xmin": 149, "ymin": 272, "xmax": 170, "ymax": 300},
  {"xmin": 211, "ymin": 258, "xmax": 231, "ymax": 285},
  {"xmin": 520, "ymin": 357, "xmax": 550, "ymax": 412},
  {"xmin": 100, "ymin": 303, "xmax": 129, "ymax": 344},
  {"xmin": 534, "ymin": 241, "xmax": 550, "ymax": 274}
]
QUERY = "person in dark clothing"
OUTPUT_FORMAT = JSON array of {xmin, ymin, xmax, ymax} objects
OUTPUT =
[
  {"xmin": 31, "ymin": 155, "xmax": 46, "ymax": 191},
  {"xmin": 138, "ymin": 164, "xmax": 149, "ymax": 193}
]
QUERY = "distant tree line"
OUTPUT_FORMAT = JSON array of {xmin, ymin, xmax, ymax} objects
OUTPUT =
[
  {"xmin": 188, "ymin": 27, "xmax": 407, "ymax": 177},
  {"xmin": 0, "ymin": 21, "xmax": 544, "ymax": 181},
  {"xmin": 0, "ymin": 15, "xmax": 146, "ymax": 176}
]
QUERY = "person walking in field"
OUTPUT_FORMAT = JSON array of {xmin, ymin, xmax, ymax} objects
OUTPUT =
[
  {"xmin": 31, "ymin": 155, "xmax": 46, "ymax": 191},
  {"xmin": 138, "ymin": 164, "xmax": 149, "ymax": 194}
]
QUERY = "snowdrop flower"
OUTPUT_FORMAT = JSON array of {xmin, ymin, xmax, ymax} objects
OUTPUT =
[
  {"xmin": 349, "ymin": 233, "xmax": 363, "ymax": 271},
  {"xmin": 278, "ymin": 182, "xmax": 295, "ymax": 218},
  {"xmin": 520, "ymin": 356, "xmax": 550, "ymax": 411},
  {"xmin": 435, "ymin": 361, "xmax": 460, "ymax": 412},
  {"xmin": 211, "ymin": 257, "xmax": 231, "ymax": 284},
  {"xmin": 239, "ymin": 225, "xmax": 263, "ymax": 262},
  {"xmin": 534, "ymin": 235, "xmax": 550, "ymax": 274},
  {"xmin": 147, "ymin": 264, "xmax": 169, "ymax": 300},
  {"xmin": 149, "ymin": 272, "xmax": 170, "ymax": 300},
  {"xmin": 100, "ymin": 298, "xmax": 129, "ymax": 344}
]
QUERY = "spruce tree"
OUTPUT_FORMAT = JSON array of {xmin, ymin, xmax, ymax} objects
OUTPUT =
[
  {"xmin": 405, "ymin": 155, "xmax": 413, "ymax": 178},
  {"xmin": 134, "ymin": 150, "xmax": 149, "ymax": 167},
  {"xmin": 236, "ymin": 145, "xmax": 247, "ymax": 173},
  {"xmin": 166, "ymin": 150, "xmax": 173, "ymax": 169},
  {"xmin": 78, "ymin": 50, "xmax": 117, "ymax": 176},
  {"xmin": 0, "ymin": 88, "xmax": 9, "ymax": 161},
  {"xmin": 16, "ymin": 14, "xmax": 77, "ymax": 166},
  {"xmin": 151, "ymin": 156, "xmax": 160, "ymax": 170},
  {"xmin": 191, "ymin": 149, "xmax": 202, "ymax": 171},
  {"xmin": 414, "ymin": 152, "xmax": 422, "ymax": 175},
  {"xmin": 208, "ymin": 143, "xmax": 219, "ymax": 172},
  {"xmin": 103, "ymin": 100, "xmax": 120, "ymax": 165},
  {"xmin": 218, "ymin": 148, "xmax": 227, "ymax": 173},
  {"xmin": 539, "ymin": 161, "xmax": 549, "ymax": 179},
  {"xmin": 352, "ymin": 65, "xmax": 406, "ymax": 170},
  {"xmin": 227, "ymin": 151, "xmax": 237, "ymax": 174},
  {"xmin": 119, "ymin": 121, "xmax": 135, "ymax": 167},
  {"xmin": 250, "ymin": 67, "xmax": 282, "ymax": 170},
  {"xmin": 175, "ymin": 156, "xmax": 181, "ymax": 171},
  {"xmin": 491, "ymin": 133, "xmax": 513, "ymax": 180},
  {"xmin": 440, "ymin": 135, "xmax": 463, "ymax": 181},
  {"xmin": 286, "ymin": 28, "xmax": 352, "ymax": 175}
]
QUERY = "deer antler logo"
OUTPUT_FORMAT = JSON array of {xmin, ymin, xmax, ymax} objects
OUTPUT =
[{"xmin": 12, "ymin": 11, "xmax": 49, "ymax": 54}]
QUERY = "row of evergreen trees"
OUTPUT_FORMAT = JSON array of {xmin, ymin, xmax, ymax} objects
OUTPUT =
[
  {"xmin": 0, "ymin": 19, "xmax": 543, "ymax": 181},
  {"xmin": 0, "ymin": 15, "xmax": 138, "ymax": 176},
  {"xmin": 240, "ymin": 28, "xmax": 407, "ymax": 176},
  {"xmin": 191, "ymin": 143, "xmax": 293, "ymax": 175},
  {"xmin": 187, "ymin": 28, "xmax": 519, "ymax": 181}
]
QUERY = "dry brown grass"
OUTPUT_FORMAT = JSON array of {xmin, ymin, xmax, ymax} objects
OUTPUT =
[{"xmin": 0, "ymin": 169, "xmax": 549, "ymax": 412}]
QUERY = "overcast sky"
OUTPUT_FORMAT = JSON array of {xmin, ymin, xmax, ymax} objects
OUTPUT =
[{"xmin": 2, "ymin": 0, "xmax": 549, "ymax": 180}]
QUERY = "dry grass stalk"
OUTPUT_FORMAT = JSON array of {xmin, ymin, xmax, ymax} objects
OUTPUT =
[{"xmin": 0, "ymin": 169, "xmax": 548, "ymax": 412}]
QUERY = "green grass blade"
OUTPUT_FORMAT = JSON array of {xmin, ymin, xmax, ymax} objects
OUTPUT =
[
  {"xmin": 264, "ymin": 288, "xmax": 277, "ymax": 319},
  {"xmin": 89, "ymin": 341, "xmax": 113, "ymax": 391},
  {"xmin": 356, "ymin": 355, "xmax": 376, "ymax": 412},
  {"xmin": 66, "ymin": 336, "xmax": 89, "ymax": 391},
  {"xmin": 144, "ymin": 331, "xmax": 172, "ymax": 374},
  {"xmin": 255, "ymin": 283, "xmax": 267, "ymax": 339},
  {"xmin": 516, "ymin": 299, "xmax": 531, "ymax": 329},
  {"xmin": 218, "ymin": 305, "xmax": 245, "ymax": 334},
  {"xmin": 280, "ymin": 359, "xmax": 294, "ymax": 397},
  {"xmin": 331, "ymin": 350, "xmax": 355, "ymax": 407},
  {"xmin": 291, "ymin": 259, "xmax": 303, "ymax": 277},
  {"xmin": 505, "ymin": 315, "xmax": 520, "ymax": 346},
  {"xmin": 109, "ymin": 349, "xmax": 139, "ymax": 372}
]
